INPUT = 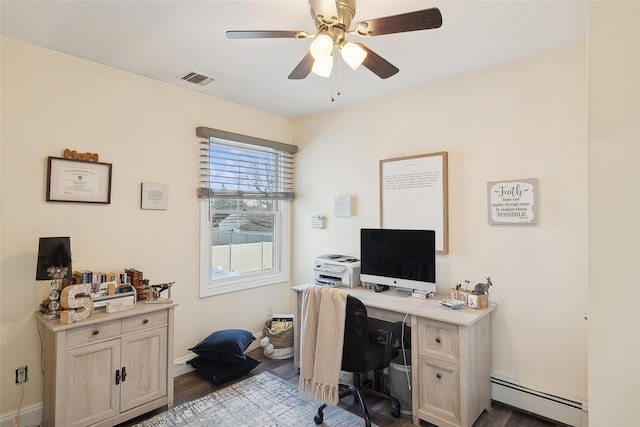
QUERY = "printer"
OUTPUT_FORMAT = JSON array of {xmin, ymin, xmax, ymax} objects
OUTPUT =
[{"xmin": 313, "ymin": 254, "xmax": 361, "ymax": 288}]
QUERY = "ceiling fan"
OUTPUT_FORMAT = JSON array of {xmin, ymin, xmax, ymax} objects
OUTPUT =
[{"xmin": 226, "ymin": 0, "xmax": 442, "ymax": 80}]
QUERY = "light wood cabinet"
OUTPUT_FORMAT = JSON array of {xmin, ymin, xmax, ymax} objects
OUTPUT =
[
  {"xmin": 37, "ymin": 303, "xmax": 176, "ymax": 427},
  {"xmin": 412, "ymin": 315, "xmax": 492, "ymax": 427}
]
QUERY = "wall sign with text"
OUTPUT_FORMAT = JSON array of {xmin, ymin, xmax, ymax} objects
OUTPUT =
[
  {"xmin": 380, "ymin": 152, "xmax": 449, "ymax": 253},
  {"xmin": 487, "ymin": 178, "xmax": 538, "ymax": 225}
]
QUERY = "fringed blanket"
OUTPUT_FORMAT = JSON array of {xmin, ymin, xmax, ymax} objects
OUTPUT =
[{"xmin": 299, "ymin": 285, "xmax": 347, "ymax": 405}]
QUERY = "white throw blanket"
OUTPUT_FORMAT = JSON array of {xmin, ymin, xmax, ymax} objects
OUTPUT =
[{"xmin": 298, "ymin": 285, "xmax": 347, "ymax": 405}]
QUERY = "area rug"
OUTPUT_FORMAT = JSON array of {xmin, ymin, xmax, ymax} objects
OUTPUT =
[{"xmin": 133, "ymin": 372, "xmax": 376, "ymax": 426}]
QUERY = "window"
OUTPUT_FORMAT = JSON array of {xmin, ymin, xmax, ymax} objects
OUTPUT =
[{"xmin": 197, "ymin": 127, "xmax": 296, "ymax": 297}]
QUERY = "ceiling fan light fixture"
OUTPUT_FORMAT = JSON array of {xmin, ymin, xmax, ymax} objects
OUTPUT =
[
  {"xmin": 340, "ymin": 42, "xmax": 367, "ymax": 70},
  {"xmin": 311, "ymin": 54, "xmax": 333, "ymax": 77},
  {"xmin": 310, "ymin": 33, "xmax": 334, "ymax": 59}
]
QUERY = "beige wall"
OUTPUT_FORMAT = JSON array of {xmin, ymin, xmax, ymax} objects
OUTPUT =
[
  {"xmin": 292, "ymin": 42, "xmax": 588, "ymax": 402},
  {"xmin": 587, "ymin": 2, "xmax": 640, "ymax": 426},
  {"xmin": 0, "ymin": 37, "xmax": 293, "ymax": 414},
  {"xmin": 2, "ymin": 3, "xmax": 639, "ymax": 424}
]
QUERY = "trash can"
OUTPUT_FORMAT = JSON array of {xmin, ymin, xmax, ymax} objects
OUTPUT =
[{"xmin": 389, "ymin": 350, "xmax": 412, "ymax": 415}]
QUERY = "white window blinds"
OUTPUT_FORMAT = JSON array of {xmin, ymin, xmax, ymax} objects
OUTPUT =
[{"xmin": 197, "ymin": 127, "xmax": 296, "ymax": 200}]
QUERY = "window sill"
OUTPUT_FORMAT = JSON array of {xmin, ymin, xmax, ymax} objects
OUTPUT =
[{"xmin": 199, "ymin": 271, "xmax": 289, "ymax": 298}]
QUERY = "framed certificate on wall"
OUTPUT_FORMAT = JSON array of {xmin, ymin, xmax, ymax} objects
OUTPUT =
[{"xmin": 46, "ymin": 157, "xmax": 112, "ymax": 204}]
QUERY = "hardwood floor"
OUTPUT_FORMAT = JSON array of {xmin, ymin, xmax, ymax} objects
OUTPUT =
[{"xmin": 120, "ymin": 348, "xmax": 568, "ymax": 427}]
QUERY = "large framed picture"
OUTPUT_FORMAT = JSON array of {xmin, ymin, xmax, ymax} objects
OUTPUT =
[
  {"xmin": 380, "ymin": 152, "xmax": 449, "ymax": 254},
  {"xmin": 46, "ymin": 156, "xmax": 112, "ymax": 204}
]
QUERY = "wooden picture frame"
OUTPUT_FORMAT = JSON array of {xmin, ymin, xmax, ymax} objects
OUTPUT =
[
  {"xmin": 380, "ymin": 152, "xmax": 449, "ymax": 254},
  {"xmin": 46, "ymin": 156, "xmax": 112, "ymax": 204}
]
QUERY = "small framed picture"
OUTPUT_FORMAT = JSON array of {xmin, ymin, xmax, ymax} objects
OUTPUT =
[
  {"xmin": 46, "ymin": 157, "xmax": 112, "ymax": 204},
  {"xmin": 141, "ymin": 182, "xmax": 168, "ymax": 210},
  {"xmin": 487, "ymin": 178, "xmax": 539, "ymax": 224}
]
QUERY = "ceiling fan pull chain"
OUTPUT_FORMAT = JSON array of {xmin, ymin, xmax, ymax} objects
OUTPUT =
[{"xmin": 331, "ymin": 60, "xmax": 342, "ymax": 102}]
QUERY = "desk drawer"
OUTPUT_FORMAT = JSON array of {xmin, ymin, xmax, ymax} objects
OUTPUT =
[
  {"xmin": 417, "ymin": 355, "xmax": 461, "ymax": 426},
  {"xmin": 418, "ymin": 318, "xmax": 459, "ymax": 364},
  {"xmin": 122, "ymin": 310, "xmax": 167, "ymax": 334},
  {"xmin": 65, "ymin": 319, "xmax": 122, "ymax": 348}
]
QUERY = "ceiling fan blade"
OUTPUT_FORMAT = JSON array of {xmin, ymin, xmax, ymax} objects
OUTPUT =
[
  {"xmin": 354, "ymin": 8, "xmax": 442, "ymax": 37},
  {"xmin": 288, "ymin": 52, "xmax": 315, "ymax": 80},
  {"xmin": 226, "ymin": 30, "xmax": 310, "ymax": 39},
  {"xmin": 356, "ymin": 43, "xmax": 399, "ymax": 79}
]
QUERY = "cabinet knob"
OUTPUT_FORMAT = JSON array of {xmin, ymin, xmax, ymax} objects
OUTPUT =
[
  {"xmin": 435, "ymin": 337, "xmax": 441, "ymax": 343},
  {"xmin": 143, "ymin": 319, "xmax": 149, "ymax": 324},
  {"xmin": 92, "ymin": 330, "xmax": 100, "ymax": 336},
  {"xmin": 436, "ymin": 373, "xmax": 442, "ymax": 379}
]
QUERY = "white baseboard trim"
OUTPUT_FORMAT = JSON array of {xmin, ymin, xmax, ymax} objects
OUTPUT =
[
  {"xmin": 0, "ymin": 401, "xmax": 42, "ymax": 427},
  {"xmin": 491, "ymin": 375, "xmax": 588, "ymax": 427}
]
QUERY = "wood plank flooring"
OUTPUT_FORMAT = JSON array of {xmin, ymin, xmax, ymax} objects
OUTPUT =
[{"xmin": 120, "ymin": 348, "xmax": 568, "ymax": 427}]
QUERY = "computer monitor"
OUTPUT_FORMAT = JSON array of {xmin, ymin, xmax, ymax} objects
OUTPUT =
[{"xmin": 360, "ymin": 228, "xmax": 436, "ymax": 293}]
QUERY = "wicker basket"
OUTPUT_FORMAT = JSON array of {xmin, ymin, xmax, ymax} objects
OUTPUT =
[{"xmin": 262, "ymin": 319, "xmax": 294, "ymax": 359}]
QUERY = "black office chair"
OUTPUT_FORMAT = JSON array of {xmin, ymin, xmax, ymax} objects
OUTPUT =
[{"xmin": 314, "ymin": 295, "xmax": 402, "ymax": 426}]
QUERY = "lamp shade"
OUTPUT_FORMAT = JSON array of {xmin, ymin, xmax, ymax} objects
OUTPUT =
[
  {"xmin": 311, "ymin": 55, "xmax": 334, "ymax": 77},
  {"xmin": 340, "ymin": 42, "xmax": 367, "ymax": 70},
  {"xmin": 310, "ymin": 34, "xmax": 333, "ymax": 59},
  {"xmin": 36, "ymin": 237, "xmax": 72, "ymax": 280}
]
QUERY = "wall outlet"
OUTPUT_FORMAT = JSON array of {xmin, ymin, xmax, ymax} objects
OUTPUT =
[
  {"xmin": 12, "ymin": 414, "xmax": 19, "ymax": 427},
  {"xmin": 15, "ymin": 366, "xmax": 27, "ymax": 384}
]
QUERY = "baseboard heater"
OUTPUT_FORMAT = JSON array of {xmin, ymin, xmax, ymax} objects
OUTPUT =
[{"xmin": 490, "ymin": 375, "xmax": 588, "ymax": 427}]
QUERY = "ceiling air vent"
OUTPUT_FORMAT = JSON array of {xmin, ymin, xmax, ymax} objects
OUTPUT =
[{"xmin": 180, "ymin": 71, "xmax": 214, "ymax": 86}]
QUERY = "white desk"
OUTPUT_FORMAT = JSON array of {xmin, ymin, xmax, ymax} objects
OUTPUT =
[{"xmin": 292, "ymin": 284, "xmax": 496, "ymax": 427}]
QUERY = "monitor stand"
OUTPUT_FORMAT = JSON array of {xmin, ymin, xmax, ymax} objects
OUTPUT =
[{"xmin": 386, "ymin": 287, "xmax": 412, "ymax": 298}]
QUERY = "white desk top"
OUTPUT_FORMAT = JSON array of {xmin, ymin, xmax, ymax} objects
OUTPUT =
[{"xmin": 292, "ymin": 284, "xmax": 495, "ymax": 327}]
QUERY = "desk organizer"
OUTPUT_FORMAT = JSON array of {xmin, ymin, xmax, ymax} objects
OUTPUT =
[{"xmin": 449, "ymin": 288, "xmax": 489, "ymax": 309}]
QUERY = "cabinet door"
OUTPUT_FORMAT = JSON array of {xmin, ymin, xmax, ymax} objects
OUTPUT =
[
  {"xmin": 63, "ymin": 339, "xmax": 120, "ymax": 427},
  {"xmin": 417, "ymin": 356, "xmax": 460, "ymax": 427},
  {"xmin": 120, "ymin": 327, "xmax": 168, "ymax": 412}
]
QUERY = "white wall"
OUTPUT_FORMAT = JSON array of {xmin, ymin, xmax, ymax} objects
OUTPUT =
[
  {"xmin": 0, "ymin": 37, "xmax": 293, "ymax": 415},
  {"xmin": 587, "ymin": 2, "xmax": 640, "ymax": 426},
  {"xmin": 292, "ymin": 42, "xmax": 588, "ymax": 402}
]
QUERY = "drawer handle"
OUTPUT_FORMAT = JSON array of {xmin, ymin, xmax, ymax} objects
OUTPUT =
[
  {"xmin": 92, "ymin": 330, "xmax": 100, "ymax": 336},
  {"xmin": 143, "ymin": 319, "xmax": 149, "ymax": 324},
  {"xmin": 435, "ymin": 337, "xmax": 441, "ymax": 343},
  {"xmin": 436, "ymin": 373, "xmax": 442, "ymax": 379}
]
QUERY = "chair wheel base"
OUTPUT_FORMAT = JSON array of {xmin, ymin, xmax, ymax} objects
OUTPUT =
[{"xmin": 391, "ymin": 401, "xmax": 401, "ymax": 418}]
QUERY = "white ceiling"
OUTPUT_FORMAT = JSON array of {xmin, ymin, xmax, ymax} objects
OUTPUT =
[{"xmin": 0, "ymin": 0, "xmax": 587, "ymax": 118}]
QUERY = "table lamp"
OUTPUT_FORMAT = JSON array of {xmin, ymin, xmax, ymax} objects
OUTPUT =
[{"xmin": 36, "ymin": 237, "xmax": 72, "ymax": 320}]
